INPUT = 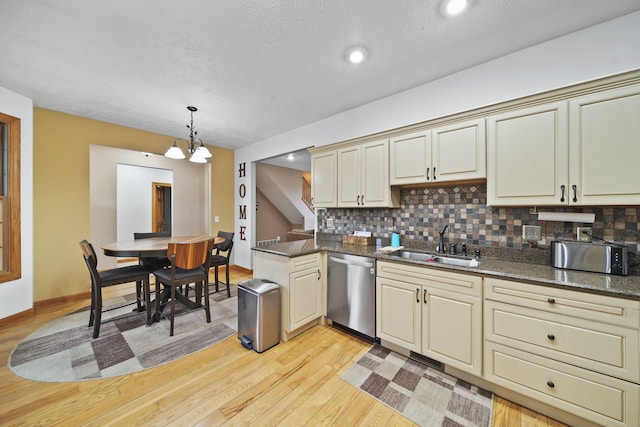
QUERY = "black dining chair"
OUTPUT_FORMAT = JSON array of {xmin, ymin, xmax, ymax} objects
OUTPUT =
[
  {"xmin": 79, "ymin": 240, "xmax": 151, "ymax": 338},
  {"xmin": 209, "ymin": 231, "xmax": 234, "ymax": 297},
  {"xmin": 152, "ymin": 238, "xmax": 215, "ymax": 336},
  {"xmin": 133, "ymin": 231, "xmax": 172, "ymax": 272}
]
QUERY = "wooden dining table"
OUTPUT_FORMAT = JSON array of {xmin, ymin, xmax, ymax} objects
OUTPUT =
[
  {"xmin": 101, "ymin": 235, "xmax": 225, "ymax": 258},
  {"xmin": 101, "ymin": 235, "xmax": 225, "ymax": 325}
]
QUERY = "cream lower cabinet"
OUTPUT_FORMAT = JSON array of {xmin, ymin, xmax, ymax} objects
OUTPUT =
[
  {"xmin": 484, "ymin": 277, "xmax": 640, "ymax": 427},
  {"xmin": 376, "ymin": 261, "xmax": 483, "ymax": 376},
  {"xmin": 289, "ymin": 263, "xmax": 322, "ymax": 331},
  {"xmin": 376, "ymin": 276, "xmax": 421, "ymax": 352},
  {"xmin": 252, "ymin": 251, "xmax": 324, "ymax": 341}
]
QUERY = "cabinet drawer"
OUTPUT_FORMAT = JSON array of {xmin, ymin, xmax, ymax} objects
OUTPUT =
[
  {"xmin": 485, "ymin": 277, "xmax": 640, "ymax": 328},
  {"xmin": 289, "ymin": 253, "xmax": 320, "ymax": 273},
  {"xmin": 485, "ymin": 300, "xmax": 639, "ymax": 382},
  {"xmin": 485, "ymin": 342, "xmax": 639, "ymax": 427},
  {"xmin": 377, "ymin": 261, "xmax": 482, "ymax": 297}
]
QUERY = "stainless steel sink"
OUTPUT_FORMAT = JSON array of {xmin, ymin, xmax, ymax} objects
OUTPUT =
[{"xmin": 398, "ymin": 251, "xmax": 480, "ymax": 267}]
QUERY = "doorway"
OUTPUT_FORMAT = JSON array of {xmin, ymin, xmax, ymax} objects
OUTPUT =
[
  {"xmin": 115, "ymin": 163, "xmax": 173, "ymax": 242},
  {"xmin": 152, "ymin": 183, "xmax": 172, "ymax": 233}
]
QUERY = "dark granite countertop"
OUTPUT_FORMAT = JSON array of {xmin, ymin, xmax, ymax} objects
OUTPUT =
[{"xmin": 252, "ymin": 239, "xmax": 640, "ymax": 300}]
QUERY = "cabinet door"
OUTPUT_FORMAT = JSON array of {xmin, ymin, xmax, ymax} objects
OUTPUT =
[
  {"xmin": 289, "ymin": 266, "xmax": 321, "ymax": 331},
  {"xmin": 569, "ymin": 84, "xmax": 640, "ymax": 205},
  {"xmin": 422, "ymin": 287, "xmax": 482, "ymax": 376},
  {"xmin": 337, "ymin": 145, "xmax": 361, "ymax": 207},
  {"xmin": 432, "ymin": 118, "xmax": 486, "ymax": 182},
  {"xmin": 390, "ymin": 130, "xmax": 431, "ymax": 185},
  {"xmin": 487, "ymin": 102, "xmax": 568, "ymax": 206},
  {"xmin": 361, "ymin": 139, "xmax": 391, "ymax": 206},
  {"xmin": 376, "ymin": 277, "xmax": 421, "ymax": 352},
  {"xmin": 310, "ymin": 150, "xmax": 337, "ymax": 208}
]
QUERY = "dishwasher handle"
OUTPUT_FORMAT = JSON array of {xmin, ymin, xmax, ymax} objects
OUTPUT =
[{"xmin": 329, "ymin": 256, "xmax": 374, "ymax": 268}]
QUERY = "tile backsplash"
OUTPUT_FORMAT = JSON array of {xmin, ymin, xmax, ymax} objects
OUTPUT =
[{"xmin": 317, "ymin": 183, "xmax": 640, "ymax": 254}]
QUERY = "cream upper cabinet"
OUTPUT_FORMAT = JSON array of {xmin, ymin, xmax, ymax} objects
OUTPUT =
[
  {"xmin": 389, "ymin": 130, "xmax": 431, "ymax": 185},
  {"xmin": 337, "ymin": 139, "xmax": 399, "ymax": 208},
  {"xmin": 488, "ymin": 83, "xmax": 640, "ymax": 206},
  {"xmin": 569, "ymin": 83, "xmax": 640, "ymax": 205},
  {"xmin": 432, "ymin": 119, "xmax": 486, "ymax": 182},
  {"xmin": 390, "ymin": 119, "xmax": 486, "ymax": 185},
  {"xmin": 310, "ymin": 149, "xmax": 337, "ymax": 208},
  {"xmin": 487, "ymin": 101, "xmax": 569, "ymax": 206}
]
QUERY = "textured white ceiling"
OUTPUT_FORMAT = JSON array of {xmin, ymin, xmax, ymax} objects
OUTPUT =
[{"xmin": 2, "ymin": 1, "xmax": 640, "ymax": 151}]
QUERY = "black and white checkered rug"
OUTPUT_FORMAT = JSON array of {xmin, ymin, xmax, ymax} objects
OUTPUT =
[{"xmin": 342, "ymin": 344, "xmax": 493, "ymax": 427}]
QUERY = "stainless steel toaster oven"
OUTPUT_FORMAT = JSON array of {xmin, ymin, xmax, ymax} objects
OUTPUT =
[{"xmin": 550, "ymin": 240, "xmax": 628, "ymax": 275}]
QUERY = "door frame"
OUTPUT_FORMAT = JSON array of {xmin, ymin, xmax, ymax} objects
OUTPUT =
[{"xmin": 152, "ymin": 182, "xmax": 172, "ymax": 233}]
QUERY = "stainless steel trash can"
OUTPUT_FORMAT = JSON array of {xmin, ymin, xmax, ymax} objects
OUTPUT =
[{"xmin": 237, "ymin": 278, "xmax": 280, "ymax": 353}]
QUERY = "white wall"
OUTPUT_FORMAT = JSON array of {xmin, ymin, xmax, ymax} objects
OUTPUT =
[
  {"xmin": 116, "ymin": 164, "xmax": 173, "ymax": 241},
  {"xmin": 0, "ymin": 87, "xmax": 34, "ymax": 319},
  {"xmin": 234, "ymin": 11, "xmax": 640, "ymax": 270},
  {"xmin": 90, "ymin": 145, "xmax": 210, "ymax": 269}
]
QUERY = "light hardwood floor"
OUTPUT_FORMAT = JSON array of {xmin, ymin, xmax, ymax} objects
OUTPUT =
[{"xmin": 0, "ymin": 268, "xmax": 568, "ymax": 426}]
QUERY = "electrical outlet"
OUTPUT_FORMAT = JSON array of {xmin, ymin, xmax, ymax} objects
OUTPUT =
[
  {"xmin": 326, "ymin": 218, "xmax": 334, "ymax": 228},
  {"xmin": 577, "ymin": 227, "xmax": 592, "ymax": 241},
  {"xmin": 522, "ymin": 225, "xmax": 541, "ymax": 241}
]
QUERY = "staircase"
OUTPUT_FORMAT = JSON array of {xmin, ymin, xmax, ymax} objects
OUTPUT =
[
  {"xmin": 256, "ymin": 163, "xmax": 315, "ymax": 233},
  {"xmin": 302, "ymin": 176, "xmax": 313, "ymax": 212}
]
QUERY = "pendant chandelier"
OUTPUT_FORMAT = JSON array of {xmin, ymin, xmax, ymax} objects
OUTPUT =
[{"xmin": 164, "ymin": 106, "xmax": 212, "ymax": 163}]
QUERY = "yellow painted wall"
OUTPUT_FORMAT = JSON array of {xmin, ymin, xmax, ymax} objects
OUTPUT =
[{"xmin": 33, "ymin": 108, "xmax": 234, "ymax": 302}]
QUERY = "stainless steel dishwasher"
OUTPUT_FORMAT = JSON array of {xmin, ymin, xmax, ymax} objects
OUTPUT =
[{"xmin": 327, "ymin": 252, "xmax": 376, "ymax": 339}]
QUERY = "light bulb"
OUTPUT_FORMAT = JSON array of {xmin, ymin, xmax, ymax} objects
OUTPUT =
[
  {"xmin": 165, "ymin": 143, "xmax": 185, "ymax": 159},
  {"xmin": 345, "ymin": 46, "xmax": 368, "ymax": 64},
  {"xmin": 442, "ymin": 0, "xmax": 468, "ymax": 16}
]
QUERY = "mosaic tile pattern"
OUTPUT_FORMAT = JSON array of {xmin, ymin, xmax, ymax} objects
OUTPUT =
[
  {"xmin": 318, "ymin": 184, "xmax": 640, "ymax": 253},
  {"xmin": 341, "ymin": 344, "xmax": 493, "ymax": 427}
]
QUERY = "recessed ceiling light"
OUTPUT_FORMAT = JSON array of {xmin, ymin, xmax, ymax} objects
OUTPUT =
[
  {"xmin": 287, "ymin": 153, "xmax": 295, "ymax": 160},
  {"xmin": 441, "ymin": 0, "xmax": 469, "ymax": 16},
  {"xmin": 344, "ymin": 46, "xmax": 368, "ymax": 64}
]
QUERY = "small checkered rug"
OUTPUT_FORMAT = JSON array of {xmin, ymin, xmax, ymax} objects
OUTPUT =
[{"xmin": 342, "ymin": 344, "xmax": 493, "ymax": 427}]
